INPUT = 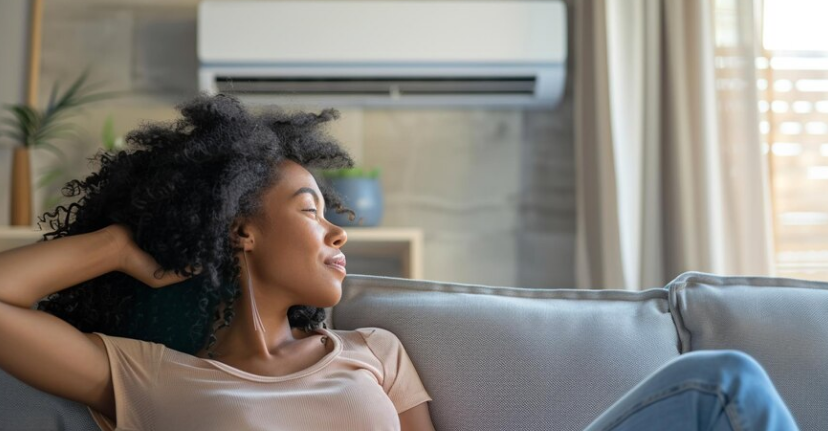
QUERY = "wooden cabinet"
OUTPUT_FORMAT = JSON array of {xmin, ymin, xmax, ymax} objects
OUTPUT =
[{"xmin": 0, "ymin": 226, "xmax": 423, "ymax": 279}]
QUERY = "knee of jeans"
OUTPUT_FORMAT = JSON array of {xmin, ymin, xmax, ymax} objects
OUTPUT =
[{"xmin": 675, "ymin": 350, "xmax": 769, "ymax": 383}]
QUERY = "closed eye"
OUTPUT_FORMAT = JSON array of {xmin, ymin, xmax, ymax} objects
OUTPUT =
[{"xmin": 304, "ymin": 208, "xmax": 328, "ymax": 217}]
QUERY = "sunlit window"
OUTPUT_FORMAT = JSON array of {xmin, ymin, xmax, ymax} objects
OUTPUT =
[{"xmin": 761, "ymin": 0, "xmax": 828, "ymax": 280}]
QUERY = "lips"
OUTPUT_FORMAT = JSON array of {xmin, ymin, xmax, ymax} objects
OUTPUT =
[
  {"xmin": 325, "ymin": 253, "xmax": 346, "ymax": 267},
  {"xmin": 325, "ymin": 253, "xmax": 347, "ymax": 275}
]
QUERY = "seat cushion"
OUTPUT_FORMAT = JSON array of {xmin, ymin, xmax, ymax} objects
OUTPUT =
[
  {"xmin": 668, "ymin": 271, "xmax": 828, "ymax": 431},
  {"xmin": 333, "ymin": 275, "xmax": 680, "ymax": 431},
  {"xmin": 0, "ymin": 368, "xmax": 100, "ymax": 431}
]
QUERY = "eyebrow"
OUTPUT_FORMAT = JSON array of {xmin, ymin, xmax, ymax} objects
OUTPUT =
[{"xmin": 292, "ymin": 187, "xmax": 326, "ymax": 212}]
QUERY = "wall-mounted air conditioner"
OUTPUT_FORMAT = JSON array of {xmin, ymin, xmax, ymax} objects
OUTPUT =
[{"xmin": 198, "ymin": 1, "xmax": 567, "ymax": 108}]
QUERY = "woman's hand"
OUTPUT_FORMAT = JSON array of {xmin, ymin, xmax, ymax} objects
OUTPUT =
[{"xmin": 101, "ymin": 224, "xmax": 199, "ymax": 289}]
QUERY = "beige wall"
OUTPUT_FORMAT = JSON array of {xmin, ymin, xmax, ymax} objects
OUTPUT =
[
  {"xmin": 0, "ymin": 0, "xmax": 33, "ymax": 225},
  {"xmin": 29, "ymin": 0, "xmax": 576, "ymax": 287}
]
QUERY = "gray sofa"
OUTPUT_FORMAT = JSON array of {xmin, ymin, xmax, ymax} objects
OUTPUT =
[{"xmin": 2, "ymin": 271, "xmax": 826, "ymax": 431}]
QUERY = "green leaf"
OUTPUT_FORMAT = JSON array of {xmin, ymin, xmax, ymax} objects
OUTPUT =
[
  {"xmin": 35, "ymin": 123, "xmax": 77, "ymax": 141},
  {"xmin": 7, "ymin": 133, "xmax": 24, "ymax": 143},
  {"xmin": 6, "ymin": 106, "xmax": 40, "ymax": 146},
  {"xmin": 34, "ymin": 142, "xmax": 66, "ymax": 159},
  {"xmin": 0, "ymin": 118, "xmax": 26, "ymax": 141},
  {"xmin": 102, "ymin": 116, "xmax": 116, "ymax": 150},
  {"xmin": 46, "ymin": 82, "xmax": 59, "ymax": 113},
  {"xmin": 36, "ymin": 167, "xmax": 65, "ymax": 188},
  {"xmin": 9, "ymin": 106, "xmax": 39, "ymax": 129},
  {"xmin": 74, "ymin": 90, "xmax": 121, "ymax": 105},
  {"xmin": 48, "ymin": 73, "xmax": 89, "ymax": 115},
  {"xmin": 42, "ymin": 195, "xmax": 65, "ymax": 212},
  {"xmin": 0, "ymin": 71, "xmax": 115, "ymax": 150},
  {"xmin": 0, "ymin": 117, "xmax": 22, "ymax": 128},
  {"xmin": 43, "ymin": 72, "xmax": 111, "ymax": 121}
]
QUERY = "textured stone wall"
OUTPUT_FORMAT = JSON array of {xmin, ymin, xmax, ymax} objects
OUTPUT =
[{"xmin": 29, "ymin": 0, "xmax": 576, "ymax": 287}]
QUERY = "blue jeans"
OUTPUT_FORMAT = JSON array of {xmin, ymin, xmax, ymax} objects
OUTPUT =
[{"xmin": 582, "ymin": 350, "xmax": 800, "ymax": 431}]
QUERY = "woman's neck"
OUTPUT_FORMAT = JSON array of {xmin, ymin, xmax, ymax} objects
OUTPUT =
[{"xmin": 195, "ymin": 294, "xmax": 313, "ymax": 361}]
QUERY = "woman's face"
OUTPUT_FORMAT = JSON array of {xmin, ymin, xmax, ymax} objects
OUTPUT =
[{"xmin": 241, "ymin": 160, "xmax": 348, "ymax": 309}]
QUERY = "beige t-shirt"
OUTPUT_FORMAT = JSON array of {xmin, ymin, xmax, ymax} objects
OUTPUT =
[{"xmin": 87, "ymin": 327, "xmax": 432, "ymax": 431}]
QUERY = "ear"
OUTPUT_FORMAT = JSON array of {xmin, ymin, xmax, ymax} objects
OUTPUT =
[{"xmin": 231, "ymin": 218, "xmax": 256, "ymax": 252}]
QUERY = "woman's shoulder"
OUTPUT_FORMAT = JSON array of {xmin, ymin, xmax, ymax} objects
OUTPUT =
[
  {"xmin": 90, "ymin": 332, "xmax": 168, "ymax": 362},
  {"xmin": 331, "ymin": 326, "xmax": 399, "ymax": 342},
  {"xmin": 91, "ymin": 332, "xmax": 167, "ymax": 348},
  {"xmin": 329, "ymin": 327, "xmax": 404, "ymax": 358}
]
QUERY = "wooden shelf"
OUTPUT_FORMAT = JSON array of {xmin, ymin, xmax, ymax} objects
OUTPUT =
[
  {"xmin": 342, "ymin": 227, "xmax": 423, "ymax": 279},
  {"xmin": 0, "ymin": 226, "xmax": 48, "ymax": 252},
  {"xmin": 0, "ymin": 226, "xmax": 423, "ymax": 279}
]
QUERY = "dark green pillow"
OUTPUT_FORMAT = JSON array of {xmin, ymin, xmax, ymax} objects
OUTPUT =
[{"xmin": 119, "ymin": 277, "xmax": 225, "ymax": 355}]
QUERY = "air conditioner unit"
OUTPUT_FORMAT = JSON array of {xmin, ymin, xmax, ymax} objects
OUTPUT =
[{"xmin": 198, "ymin": 1, "xmax": 567, "ymax": 108}]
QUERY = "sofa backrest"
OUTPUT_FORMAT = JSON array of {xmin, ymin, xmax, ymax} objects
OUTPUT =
[
  {"xmin": 668, "ymin": 271, "xmax": 828, "ymax": 431},
  {"xmin": 333, "ymin": 275, "xmax": 680, "ymax": 431},
  {"xmin": 6, "ymin": 271, "xmax": 821, "ymax": 431}
]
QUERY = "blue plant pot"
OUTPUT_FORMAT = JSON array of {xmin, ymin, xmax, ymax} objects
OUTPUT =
[{"xmin": 326, "ymin": 178, "xmax": 384, "ymax": 227}]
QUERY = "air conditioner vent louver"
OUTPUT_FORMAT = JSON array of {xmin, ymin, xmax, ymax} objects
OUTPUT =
[{"xmin": 215, "ymin": 76, "xmax": 537, "ymax": 96}]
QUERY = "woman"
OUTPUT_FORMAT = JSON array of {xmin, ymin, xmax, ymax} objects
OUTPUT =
[
  {"xmin": 0, "ymin": 95, "xmax": 798, "ymax": 431},
  {"xmin": 0, "ymin": 94, "xmax": 434, "ymax": 430}
]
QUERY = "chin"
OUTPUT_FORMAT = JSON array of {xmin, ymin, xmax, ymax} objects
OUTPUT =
[
  {"xmin": 322, "ymin": 290, "xmax": 343, "ymax": 308},
  {"xmin": 309, "ymin": 283, "xmax": 343, "ymax": 308}
]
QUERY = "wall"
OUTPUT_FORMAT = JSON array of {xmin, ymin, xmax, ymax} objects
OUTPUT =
[
  {"xmin": 0, "ymin": 0, "xmax": 34, "ymax": 225},
  {"xmin": 31, "ymin": 0, "xmax": 576, "ymax": 288}
]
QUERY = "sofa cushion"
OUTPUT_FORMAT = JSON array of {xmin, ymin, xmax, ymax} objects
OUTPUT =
[
  {"xmin": 0, "ymin": 368, "xmax": 100, "ymax": 431},
  {"xmin": 332, "ymin": 275, "xmax": 680, "ymax": 431},
  {"xmin": 668, "ymin": 271, "xmax": 828, "ymax": 431}
]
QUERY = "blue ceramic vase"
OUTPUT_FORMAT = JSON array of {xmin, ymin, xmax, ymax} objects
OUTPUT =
[{"xmin": 326, "ymin": 177, "xmax": 384, "ymax": 227}]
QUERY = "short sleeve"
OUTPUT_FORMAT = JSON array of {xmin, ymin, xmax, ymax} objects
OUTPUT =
[
  {"xmin": 86, "ymin": 333, "xmax": 165, "ymax": 431},
  {"xmin": 358, "ymin": 327, "xmax": 432, "ymax": 414}
]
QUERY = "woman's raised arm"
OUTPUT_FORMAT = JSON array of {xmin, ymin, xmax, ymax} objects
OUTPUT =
[
  {"xmin": 0, "ymin": 227, "xmax": 124, "ymax": 421},
  {"xmin": 0, "ymin": 225, "xmax": 191, "ymax": 422}
]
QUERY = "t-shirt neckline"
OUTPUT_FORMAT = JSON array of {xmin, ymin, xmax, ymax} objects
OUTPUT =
[{"xmin": 199, "ymin": 327, "xmax": 342, "ymax": 382}]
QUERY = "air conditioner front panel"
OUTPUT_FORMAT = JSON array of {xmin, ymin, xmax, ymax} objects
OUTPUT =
[
  {"xmin": 198, "ymin": 1, "xmax": 566, "ymax": 64},
  {"xmin": 198, "ymin": 1, "xmax": 567, "ymax": 107}
]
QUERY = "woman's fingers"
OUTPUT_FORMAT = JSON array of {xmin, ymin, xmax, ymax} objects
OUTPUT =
[
  {"xmin": 104, "ymin": 223, "xmax": 203, "ymax": 289},
  {"xmin": 145, "ymin": 267, "xmax": 196, "ymax": 289},
  {"xmin": 124, "ymin": 246, "xmax": 201, "ymax": 288}
]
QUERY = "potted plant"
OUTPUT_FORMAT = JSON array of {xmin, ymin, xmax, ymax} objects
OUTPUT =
[
  {"xmin": 101, "ymin": 115, "xmax": 126, "ymax": 152},
  {"xmin": 321, "ymin": 167, "xmax": 384, "ymax": 227},
  {"xmin": 0, "ymin": 72, "xmax": 114, "ymax": 225}
]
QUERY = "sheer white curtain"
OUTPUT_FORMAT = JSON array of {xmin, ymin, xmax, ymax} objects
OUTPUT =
[{"xmin": 573, "ymin": 0, "xmax": 774, "ymax": 290}]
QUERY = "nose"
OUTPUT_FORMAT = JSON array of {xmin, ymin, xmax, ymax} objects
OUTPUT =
[{"xmin": 327, "ymin": 221, "xmax": 347, "ymax": 248}]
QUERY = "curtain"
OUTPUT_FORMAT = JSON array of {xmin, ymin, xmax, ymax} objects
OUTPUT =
[{"xmin": 573, "ymin": 0, "xmax": 774, "ymax": 290}]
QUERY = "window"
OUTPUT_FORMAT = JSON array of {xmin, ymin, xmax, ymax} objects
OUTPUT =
[{"xmin": 760, "ymin": 0, "xmax": 828, "ymax": 280}]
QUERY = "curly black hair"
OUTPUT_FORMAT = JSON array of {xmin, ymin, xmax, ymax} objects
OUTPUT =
[{"xmin": 35, "ymin": 94, "xmax": 354, "ymax": 357}]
